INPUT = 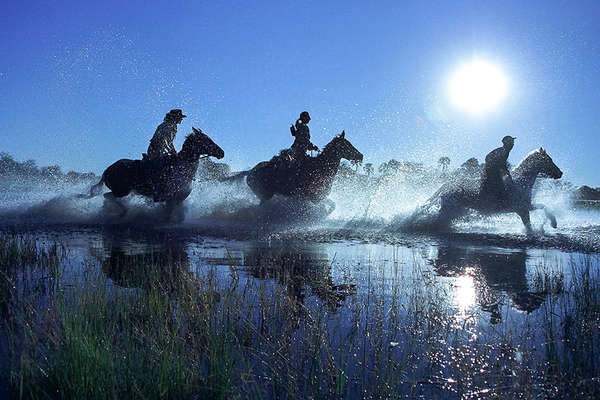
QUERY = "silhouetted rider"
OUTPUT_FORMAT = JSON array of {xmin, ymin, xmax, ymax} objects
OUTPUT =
[
  {"xmin": 481, "ymin": 135, "xmax": 516, "ymax": 202},
  {"xmin": 146, "ymin": 109, "xmax": 186, "ymax": 160},
  {"xmin": 290, "ymin": 111, "xmax": 319, "ymax": 159}
]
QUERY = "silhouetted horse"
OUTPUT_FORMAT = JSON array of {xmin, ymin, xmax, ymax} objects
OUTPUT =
[
  {"xmin": 246, "ymin": 131, "xmax": 363, "ymax": 204},
  {"xmin": 89, "ymin": 127, "xmax": 224, "ymax": 220},
  {"xmin": 414, "ymin": 148, "xmax": 563, "ymax": 233}
]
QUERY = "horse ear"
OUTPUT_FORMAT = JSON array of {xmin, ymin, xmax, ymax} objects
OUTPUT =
[
  {"xmin": 340, "ymin": 130, "xmax": 345, "ymax": 139},
  {"xmin": 192, "ymin": 127, "xmax": 202, "ymax": 134},
  {"xmin": 540, "ymin": 147, "xmax": 545, "ymax": 153}
]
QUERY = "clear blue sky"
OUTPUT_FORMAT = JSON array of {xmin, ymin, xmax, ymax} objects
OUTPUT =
[{"xmin": 1, "ymin": 0, "xmax": 600, "ymax": 185}]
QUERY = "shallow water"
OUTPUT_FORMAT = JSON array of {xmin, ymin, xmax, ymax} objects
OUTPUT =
[
  {"xmin": 1, "ymin": 175, "xmax": 599, "ymax": 310},
  {"xmin": 2, "ymin": 224, "xmax": 596, "ymax": 396},
  {"xmin": 1, "ymin": 177, "xmax": 599, "ymax": 397}
]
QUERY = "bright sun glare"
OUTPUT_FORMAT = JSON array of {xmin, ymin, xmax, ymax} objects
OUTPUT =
[{"xmin": 449, "ymin": 59, "xmax": 508, "ymax": 115}]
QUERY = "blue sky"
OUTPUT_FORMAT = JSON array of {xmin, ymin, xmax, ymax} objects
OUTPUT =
[{"xmin": 1, "ymin": 0, "xmax": 600, "ymax": 185}]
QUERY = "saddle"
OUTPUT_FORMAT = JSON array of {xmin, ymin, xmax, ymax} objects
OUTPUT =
[
  {"xmin": 480, "ymin": 171, "xmax": 513, "ymax": 205},
  {"xmin": 138, "ymin": 154, "xmax": 178, "ymax": 190},
  {"xmin": 270, "ymin": 149, "xmax": 311, "ymax": 173}
]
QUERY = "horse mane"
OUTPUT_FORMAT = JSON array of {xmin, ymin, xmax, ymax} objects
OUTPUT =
[
  {"xmin": 513, "ymin": 148, "xmax": 544, "ymax": 171},
  {"xmin": 321, "ymin": 136, "xmax": 340, "ymax": 154},
  {"xmin": 180, "ymin": 133, "xmax": 193, "ymax": 152},
  {"xmin": 266, "ymin": 149, "xmax": 291, "ymax": 163},
  {"xmin": 180, "ymin": 132, "xmax": 207, "ymax": 154}
]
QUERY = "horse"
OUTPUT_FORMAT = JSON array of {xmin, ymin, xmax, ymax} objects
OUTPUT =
[
  {"xmin": 89, "ymin": 127, "xmax": 224, "ymax": 220},
  {"xmin": 412, "ymin": 148, "xmax": 563, "ymax": 233},
  {"xmin": 246, "ymin": 131, "xmax": 363, "ymax": 204}
]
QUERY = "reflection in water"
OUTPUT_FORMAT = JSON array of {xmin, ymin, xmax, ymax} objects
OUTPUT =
[
  {"xmin": 92, "ymin": 230, "xmax": 196, "ymax": 296},
  {"xmin": 91, "ymin": 230, "xmax": 355, "ymax": 310},
  {"xmin": 432, "ymin": 245, "xmax": 547, "ymax": 323},
  {"xmin": 453, "ymin": 271, "xmax": 477, "ymax": 320},
  {"xmin": 90, "ymin": 227, "xmax": 549, "ymax": 325},
  {"xmin": 87, "ymin": 226, "xmax": 551, "ymax": 327},
  {"xmin": 240, "ymin": 243, "xmax": 356, "ymax": 310}
]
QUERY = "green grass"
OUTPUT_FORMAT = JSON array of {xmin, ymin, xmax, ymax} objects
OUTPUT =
[{"xmin": 1, "ymin": 232, "xmax": 600, "ymax": 399}]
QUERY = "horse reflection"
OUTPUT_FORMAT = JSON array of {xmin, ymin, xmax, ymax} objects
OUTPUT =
[
  {"xmin": 432, "ymin": 246, "xmax": 546, "ymax": 323},
  {"xmin": 95, "ymin": 232, "xmax": 199, "ymax": 298},
  {"xmin": 241, "ymin": 244, "xmax": 355, "ymax": 311}
]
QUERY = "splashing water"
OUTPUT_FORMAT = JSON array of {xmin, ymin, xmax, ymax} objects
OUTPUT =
[{"xmin": 1, "ymin": 172, "xmax": 600, "ymax": 250}]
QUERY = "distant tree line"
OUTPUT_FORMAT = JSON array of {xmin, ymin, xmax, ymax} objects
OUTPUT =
[
  {"xmin": 0, "ymin": 152, "xmax": 98, "ymax": 182},
  {"xmin": 337, "ymin": 155, "xmax": 597, "ymax": 204},
  {"xmin": 338, "ymin": 155, "xmax": 478, "ymax": 182}
]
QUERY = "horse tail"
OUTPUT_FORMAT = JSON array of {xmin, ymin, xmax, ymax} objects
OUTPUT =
[
  {"xmin": 218, "ymin": 170, "xmax": 251, "ymax": 183},
  {"xmin": 89, "ymin": 175, "xmax": 105, "ymax": 198}
]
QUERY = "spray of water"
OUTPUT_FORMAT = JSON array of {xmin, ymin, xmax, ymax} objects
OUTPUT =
[{"xmin": 1, "ymin": 169, "xmax": 598, "ymax": 247}]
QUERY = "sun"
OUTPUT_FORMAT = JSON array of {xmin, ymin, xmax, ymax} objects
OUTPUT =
[{"xmin": 448, "ymin": 59, "xmax": 508, "ymax": 115}]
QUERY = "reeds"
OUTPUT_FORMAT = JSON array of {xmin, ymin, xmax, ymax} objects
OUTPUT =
[{"xmin": 1, "ymin": 232, "xmax": 599, "ymax": 399}]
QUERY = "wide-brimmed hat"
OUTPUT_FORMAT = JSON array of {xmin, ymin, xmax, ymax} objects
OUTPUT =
[{"xmin": 166, "ymin": 109, "xmax": 187, "ymax": 119}]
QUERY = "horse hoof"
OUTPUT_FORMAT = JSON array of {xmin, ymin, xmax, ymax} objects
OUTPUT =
[{"xmin": 550, "ymin": 220, "xmax": 557, "ymax": 229}]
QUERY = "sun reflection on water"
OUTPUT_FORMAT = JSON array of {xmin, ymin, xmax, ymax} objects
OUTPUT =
[{"xmin": 453, "ymin": 268, "xmax": 477, "ymax": 320}]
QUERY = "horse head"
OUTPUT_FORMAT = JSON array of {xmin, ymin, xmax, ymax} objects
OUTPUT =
[
  {"xmin": 181, "ymin": 127, "xmax": 225, "ymax": 160},
  {"xmin": 323, "ymin": 131, "xmax": 363, "ymax": 164},
  {"xmin": 526, "ymin": 147, "xmax": 563, "ymax": 179}
]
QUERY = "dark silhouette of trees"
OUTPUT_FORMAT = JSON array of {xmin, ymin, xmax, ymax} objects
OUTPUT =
[
  {"xmin": 378, "ymin": 159, "xmax": 401, "ymax": 175},
  {"xmin": 0, "ymin": 152, "xmax": 97, "ymax": 182}
]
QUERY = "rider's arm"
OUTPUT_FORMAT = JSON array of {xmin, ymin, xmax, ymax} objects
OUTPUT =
[
  {"xmin": 166, "ymin": 124, "xmax": 178, "ymax": 154},
  {"xmin": 499, "ymin": 162, "xmax": 513, "ymax": 186}
]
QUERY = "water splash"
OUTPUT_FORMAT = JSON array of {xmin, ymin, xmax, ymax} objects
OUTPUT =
[{"xmin": 1, "ymin": 172, "xmax": 599, "ymax": 251}]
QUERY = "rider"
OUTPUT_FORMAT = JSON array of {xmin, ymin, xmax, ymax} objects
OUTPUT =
[
  {"xmin": 146, "ymin": 109, "xmax": 186, "ymax": 160},
  {"xmin": 481, "ymin": 135, "xmax": 516, "ymax": 203},
  {"xmin": 290, "ymin": 111, "xmax": 319, "ymax": 159}
]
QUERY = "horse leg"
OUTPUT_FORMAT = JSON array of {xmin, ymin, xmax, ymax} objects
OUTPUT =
[
  {"xmin": 103, "ymin": 192, "xmax": 127, "ymax": 217},
  {"xmin": 516, "ymin": 210, "xmax": 533, "ymax": 234},
  {"xmin": 531, "ymin": 203, "xmax": 557, "ymax": 229}
]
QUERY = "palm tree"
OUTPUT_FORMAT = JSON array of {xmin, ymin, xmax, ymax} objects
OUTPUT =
[
  {"xmin": 438, "ymin": 156, "xmax": 451, "ymax": 173},
  {"xmin": 364, "ymin": 163, "xmax": 374, "ymax": 177},
  {"xmin": 379, "ymin": 159, "xmax": 401, "ymax": 175}
]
